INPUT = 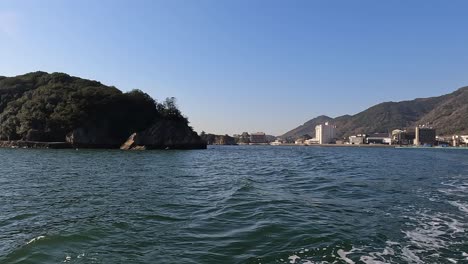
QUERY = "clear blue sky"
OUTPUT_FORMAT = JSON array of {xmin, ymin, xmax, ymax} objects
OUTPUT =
[{"xmin": 1, "ymin": 0, "xmax": 468, "ymax": 135}]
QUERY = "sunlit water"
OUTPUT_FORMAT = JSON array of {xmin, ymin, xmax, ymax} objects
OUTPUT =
[{"xmin": 1, "ymin": 146, "xmax": 467, "ymax": 263}]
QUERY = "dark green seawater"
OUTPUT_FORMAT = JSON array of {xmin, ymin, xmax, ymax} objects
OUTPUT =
[{"xmin": 1, "ymin": 146, "xmax": 468, "ymax": 264}]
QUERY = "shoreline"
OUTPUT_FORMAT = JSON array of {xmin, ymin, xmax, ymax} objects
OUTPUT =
[
  {"xmin": 272, "ymin": 143, "xmax": 395, "ymax": 148},
  {"xmin": 212, "ymin": 144, "xmax": 468, "ymax": 149},
  {"xmin": 0, "ymin": 141, "xmax": 207, "ymax": 150},
  {"xmin": 1, "ymin": 140, "xmax": 464, "ymax": 150},
  {"xmin": 212, "ymin": 143, "xmax": 395, "ymax": 148},
  {"xmin": 0, "ymin": 141, "xmax": 73, "ymax": 149}
]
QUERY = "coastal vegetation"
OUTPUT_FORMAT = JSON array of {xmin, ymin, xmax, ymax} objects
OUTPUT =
[{"xmin": 0, "ymin": 72, "xmax": 206, "ymax": 149}]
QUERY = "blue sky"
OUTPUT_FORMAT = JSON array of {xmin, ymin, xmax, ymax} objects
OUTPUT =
[{"xmin": 1, "ymin": 0, "xmax": 468, "ymax": 135}]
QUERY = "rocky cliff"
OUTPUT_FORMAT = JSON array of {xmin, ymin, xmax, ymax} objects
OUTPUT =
[{"xmin": 121, "ymin": 120, "xmax": 207, "ymax": 150}]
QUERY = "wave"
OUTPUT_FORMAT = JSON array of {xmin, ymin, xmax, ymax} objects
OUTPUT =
[{"xmin": 26, "ymin": 235, "xmax": 46, "ymax": 245}]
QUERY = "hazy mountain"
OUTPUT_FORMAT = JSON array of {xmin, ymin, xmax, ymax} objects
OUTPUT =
[{"xmin": 281, "ymin": 86, "xmax": 468, "ymax": 139}]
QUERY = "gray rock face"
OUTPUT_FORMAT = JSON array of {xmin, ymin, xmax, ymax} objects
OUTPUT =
[
  {"xmin": 66, "ymin": 127, "xmax": 123, "ymax": 148},
  {"xmin": 120, "ymin": 120, "xmax": 206, "ymax": 150}
]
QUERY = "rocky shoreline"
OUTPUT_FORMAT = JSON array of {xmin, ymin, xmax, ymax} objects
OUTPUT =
[
  {"xmin": 0, "ymin": 139, "xmax": 207, "ymax": 150},
  {"xmin": 0, "ymin": 141, "xmax": 72, "ymax": 149}
]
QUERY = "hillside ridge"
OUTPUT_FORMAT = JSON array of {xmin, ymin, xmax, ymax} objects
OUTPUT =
[{"xmin": 281, "ymin": 86, "xmax": 468, "ymax": 139}]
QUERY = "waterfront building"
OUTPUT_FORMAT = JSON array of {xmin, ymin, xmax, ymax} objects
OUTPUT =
[
  {"xmin": 460, "ymin": 135, "xmax": 468, "ymax": 146},
  {"xmin": 304, "ymin": 138, "xmax": 319, "ymax": 145},
  {"xmin": 414, "ymin": 126, "xmax": 436, "ymax": 146},
  {"xmin": 366, "ymin": 133, "xmax": 391, "ymax": 144},
  {"xmin": 452, "ymin": 135, "xmax": 468, "ymax": 147},
  {"xmin": 250, "ymin": 132, "xmax": 267, "ymax": 144},
  {"xmin": 435, "ymin": 136, "xmax": 451, "ymax": 147},
  {"xmin": 391, "ymin": 129, "xmax": 405, "ymax": 144},
  {"xmin": 335, "ymin": 139, "xmax": 347, "ymax": 145},
  {"xmin": 315, "ymin": 122, "xmax": 336, "ymax": 144},
  {"xmin": 349, "ymin": 134, "xmax": 366, "ymax": 145},
  {"xmin": 270, "ymin": 139, "xmax": 283, "ymax": 146},
  {"xmin": 295, "ymin": 138, "xmax": 305, "ymax": 145},
  {"xmin": 392, "ymin": 129, "xmax": 415, "ymax": 145}
]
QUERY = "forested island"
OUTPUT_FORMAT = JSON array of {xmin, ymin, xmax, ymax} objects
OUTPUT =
[{"xmin": 0, "ymin": 72, "xmax": 206, "ymax": 149}]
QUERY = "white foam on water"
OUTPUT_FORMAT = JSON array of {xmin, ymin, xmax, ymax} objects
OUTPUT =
[
  {"xmin": 447, "ymin": 218, "xmax": 465, "ymax": 234},
  {"xmin": 288, "ymin": 255, "xmax": 300, "ymax": 264},
  {"xmin": 402, "ymin": 228, "xmax": 446, "ymax": 249},
  {"xmin": 359, "ymin": 256, "xmax": 387, "ymax": 264},
  {"xmin": 26, "ymin": 235, "xmax": 45, "ymax": 245},
  {"xmin": 401, "ymin": 210, "xmax": 467, "ymax": 257},
  {"xmin": 385, "ymin": 241, "xmax": 399, "ymax": 246},
  {"xmin": 355, "ymin": 244, "xmax": 396, "ymax": 264},
  {"xmin": 382, "ymin": 247, "xmax": 395, "ymax": 256},
  {"xmin": 398, "ymin": 198, "xmax": 468, "ymax": 261},
  {"xmin": 439, "ymin": 180, "xmax": 468, "ymax": 197},
  {"xmin": 448, "ymin": 201, "xmax": 468, "ymax": 213},
  {"xmin": 447, "ymin": 258, "xmax": 457, "ymax": 263},
  {"xmin": 401, "ymin": 247, "xmax": 423, "ymax": 264},
  {"xmin": 337, "ymin": 249, "xmax": 355, "ymax": 264}
]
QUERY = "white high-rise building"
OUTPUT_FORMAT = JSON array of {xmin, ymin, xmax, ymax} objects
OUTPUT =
[{"xmin": 315, "ymin": 122, "xmax": 336, "ymax": 144}]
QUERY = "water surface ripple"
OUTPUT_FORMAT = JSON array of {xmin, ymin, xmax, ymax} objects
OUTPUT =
[{"xmin": 1, "ymin": 146, "xmax": 467, "ymax": 263}]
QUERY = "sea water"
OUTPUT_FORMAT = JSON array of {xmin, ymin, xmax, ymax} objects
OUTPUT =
[{"xmin": 1, "ymin": 146, "xmax": 467, "ymax": 263}]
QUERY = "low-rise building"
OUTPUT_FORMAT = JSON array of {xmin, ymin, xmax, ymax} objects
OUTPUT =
[
  {"xmin": 250, "ymin": 132, "xmax": 267, "ymax": 144},
  {"xmin": 349, "ymin": 134, "xmax": 366, "ymax": 145},
  {"xmin": 304, "ymin": 138, "xmax": 319, "ymax": 145},
  {"xmin": 391, "ymin": 129, "xmax": 415, "ymax": 145},
  {"xmin": 366, "ymin": 133, "xmax": 391, "ymax": 145},
  {"xmin": 295, "ymin": 138, "xmax": 305, "ymax": 145},
  {"xmin": 270, "ymin": 139, "xmax": 283, "ymax": 146},
  {"xmin": 452, "ymin": 135, "xmax": 468, "ymax": 147},
  {"xmin": 335, "ymin": 139, "xmax": 347, "ymax": 145}
]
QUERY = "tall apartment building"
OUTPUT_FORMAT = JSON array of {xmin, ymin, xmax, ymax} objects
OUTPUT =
[{"xmin": 315, "ymin": 122, "xmax": 336, "ymax": 144}]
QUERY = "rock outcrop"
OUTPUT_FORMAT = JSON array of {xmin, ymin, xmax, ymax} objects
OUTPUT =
[
  {"xmin": 66, "ymin": 126, "xmax": 123, "ymax": 148},
  {"xmin": 120, "ymin": 120, "xmax": 207, "ymax": 150}
]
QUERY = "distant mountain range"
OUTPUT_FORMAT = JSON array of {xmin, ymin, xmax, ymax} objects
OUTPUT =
[{"xmin": 281, "ymin": 86, "xmax": 468, "ymax": 139}]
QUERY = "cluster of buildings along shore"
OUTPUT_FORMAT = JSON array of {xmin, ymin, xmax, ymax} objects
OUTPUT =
[{"xmin": 215, "ymin": 122, "xmax": 468, "ymax": 147}]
